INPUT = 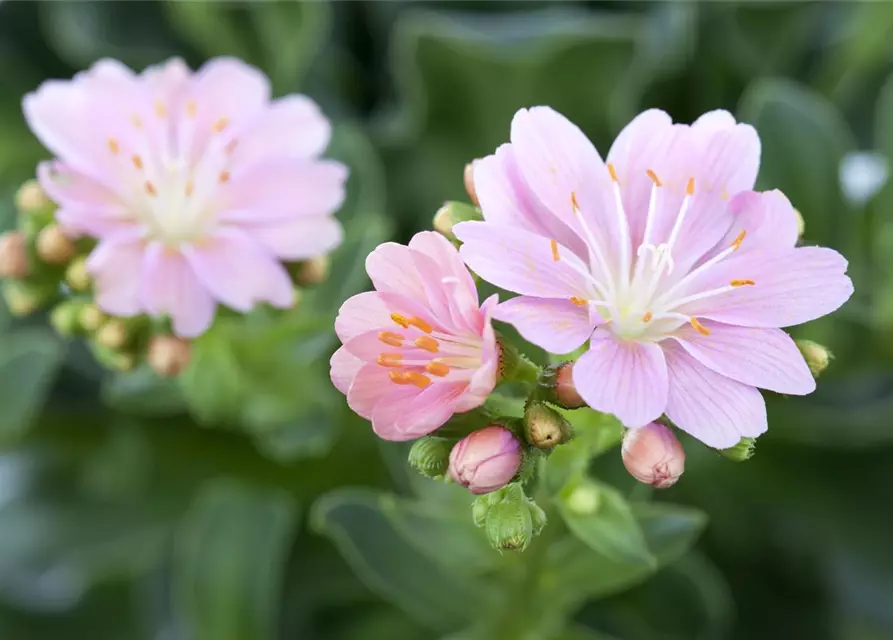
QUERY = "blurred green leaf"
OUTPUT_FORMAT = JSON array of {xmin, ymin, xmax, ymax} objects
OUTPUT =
[
  {"xmin": 0, "ymin": 329, "xmax": 64, "ymax": 443},
  {"xmin": 311, "ymin": 489, "xmax": 496, "ymax": 634},
  {"xmin": 544, "ymin": 411, "xmax": 623, "ymax": 495},
  {"xmin": 178, "ymin": 324, "xmax": 246, "ymax": 425},
  {"xmin": 173, "ymin": 480, "xmax": 299, "ymax": 640},
  {"xmin": 738, "ymin": 77, "xmax": 855, "ymax": 249},
  {"xmin": 102, "ymin": 366, "xmax": 187, "ymax": 418},
  {"xmin": 163, "ymin": 3, "xmax": 256, "ymax": 63}
]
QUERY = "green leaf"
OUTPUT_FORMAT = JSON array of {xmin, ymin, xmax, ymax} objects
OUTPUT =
[
  {"xmin": 173, "ymin": 480, "xmax": 299, "ymax": 640},
  {"xmin": 738, "ymin": 77, "xmax": 855, "ymax": 248},
  {"xmin": 311, "ymin": 489, "xmax": 495, "ymax": 634},
  {"xmin": 557, "ymin": 478, "xmax": 654, "ymax": 567},
  {"xmin": 102, "ymin": 366, "xmax": 187, "ymax": 418},
  {"xmin": 162, "ymin": 3, "xmax": 256, "ymax": 63},
  {"xmin": 178, "ymin": 324, "xmax": 246, "ymax": 424},
  {"xmin": 543, "ymin": 410, "xmax": 623, "ymax": 495},
  {"xmin": 0, "ymin": 329, "xmax": 65, "ymax": 443}
]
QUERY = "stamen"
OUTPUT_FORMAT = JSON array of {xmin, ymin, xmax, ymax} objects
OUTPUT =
[
  {"xmin": 730, "ymin": 279, "xmax": 755, "ymax": 287},
  {"xmin": 408, "ymin": 316, "xmax": 433, "ymax": 333},
  {"xmin": 145, "ymin": 181, "xmax": 157, "ymax": 197},
  {"xmin": 550, "ymin": 239, "xmax": 560, "ymax": 261},
  {"xmin": 392, "ymin": 371, "xmax": 432, "ymax": 389},
  {"xmin": 131, "ymin": 115, "xmax": 143, "ymax": 129},
  {"xmin": 607, "ymin": 163, "xmax": 619, "ymax": 182},
  {"xmin": 154, "ymin": 101, "xmax": 167, "ymax": 118},
  {"xmin": 225, "ymin": 140, "xmax": 238, "ymax": 155},
  {"xmin": 571, "ymin": 191, "xmax": 580, "ymax": 211},
  {"xmin": 218, "ymin": 171, "xmax": 230, "ymax": 184},
  {"xmin": 690, "ymin": 317, "xmax": 710, "ymax": 336},
  {"xmin": 213, "ymin": 117, "xmax": 229, "ymax": 133},
  {"xmin": 642, "ymin": 311, "xmax": 653, "ymax": 323},
  {"xmin": 607, "ymin": 163, "xmax": 632, "ymax": 290},
  {"xmin": 570, "ymin": 190, "xmax": 616, "ymax": 297},
  {"xmin": 108, "ymin": 138, "xmax": 120, "ymax": 155},
  {"xmin": 391, "ymin": 313, "xmax": 410, "ymax": 328},
  {"xmin": 186, "ymin": 100, "xmax": 197, "ymax": 118},
  {"xmin": 377, "ymin": 353, "xmax": 403, "ymax": 367},
  {"xmin": 414, "ymin": 336, "xmax": 439, "ymax": 353},
  {"xmin": 378, "ymin": 331, "xmax": 405, "ymax": 347},
  {"xmin": 570, "ymin": 297, "xmax": 588, "ymax": 307},
  {"xmin": 731, "ymin": 230, "xmax": 746, "ymax": 251},
  {"xmin": 185, "ymin": 181, "xmax": 194, "ymax": 197},
  {"xmin": 425, "ymin": 361, "xmax": 450, "ymax": 377},
  {"xmin": 389, "ymin": 370, "xmax": 410, "ymax": 385},
  {"xmin": 686, "ymin": 177, "xmax": 695, "ymax": 195},
  {"xmin": 132, "ymin": 154, "xmax": 144, "ymax": 170},
  {"xmin": 646, "ymin": 169, "xmax": 662, "ymax": 186}
]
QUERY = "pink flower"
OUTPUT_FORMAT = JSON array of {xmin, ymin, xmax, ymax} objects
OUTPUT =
[
  {"xmin": 455, "ymin": 107, "xmax": 854, "ymax": 448},
  {"xmin": 330, "ymin": 231, "xmax": 499, "ymax": 441},
  {"xmin": 23, "ymin": 57, "xmax": 346, "ymax": 337},
  {"xmin": 449, "ymin": 426, "xmax": 522, "ymax": 494},
  {"xmin": 621, "ymin": 422, "xmax": 685, "ymax": 489}
]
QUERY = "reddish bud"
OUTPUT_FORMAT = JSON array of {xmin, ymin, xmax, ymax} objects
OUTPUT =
[
  {"xmin": 36, "ymin": 225, "xmax": 76, "ymax": 264},
  {"xmin": 449, "ymin": 426, "xmax": 522, "ymax": 494},
  {"xmin": 148, "ymin": 335, "xmax": 192, "ymax": 377},
  {"xmin": 0, "ymin": 231, "xmax": 30, "ymax": 279},
  {"xmin": 621, "ymin": 422, "xmax": 685, "ymax": 489},
  {"xmin": 463, "ymin": 161, "xmax": 479, "ymax": 205},
  {"xmin": 554, "ymin": 362, "xmax": 586, "ymax": 409}
]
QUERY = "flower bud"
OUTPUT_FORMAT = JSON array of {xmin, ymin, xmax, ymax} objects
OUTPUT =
[
  {"xmin": 793, "ymin": 208, "xmax": 805, "ymax": 238},
  {"xmin": 432, "ymin": 201, "xmax": 482, "ymax": 240},
  {"xmin": 0, "ymin": 231, "xmax": 30, "ymax": 279},
  {"xmin": 147, "ymin": 335, "xmax": 192, "ymax": 377},
  {"xmin": 463, "ymin": 161, "xmax": 479, "ymax": 205},
  {"xmin": 564, "ymin": 480, "xmax": 601, "ymax": 515},
  {"xmin": 35, "ymin": 225, "xmax": 76, "ymax": 265},
  {"xmin": 2, "ymin": 281, "xmax": 44, "ymax": 316},
  {"xmin": 485, "ymin": 500, "xmax": 533, "ymax": 552},
  {"xmin": 95, "ymin": 319, "xmax": 129, "ymax": 350},
  {"xmin": 408, "ymin": 436, "xmax": 452, "ymax": 478},
  {"xmin": 523, "ymin": 402, "xmax": 573, "ymax": 449},
  {"xmin": 720, "ymin": 437, "xmax": 756, "ymax": 462},
  {"xmin": 294, "ymin": 255, "xmax": 330, "ymax": 287},
  {"xmin": 449, "ymin": 426, "xmax": 522, "ymax": 494},
  {"xmin": 536, "ymin": 362, "xmax": 586, "ymax": 409},
  {"xmin": 50, "ymin": 300, "xmax": 85, "ymax": 337},
  {"xmin": 79, "ymin": 304, "xmax": 106, "ymax": 332},
  {"xmin": 15, "ymin": 180, "xmax": 52, "ymax": 215},
  {"xmin": 796, "ymin": 340, "xmax": 831, "ymax": 377},
  {"xmin": 65, "ymin": 257, "xmax": 91, "ymax": 292},
  {"xmin": 621, "ymin": 422, "xmax": 685, "ymax": 489}
]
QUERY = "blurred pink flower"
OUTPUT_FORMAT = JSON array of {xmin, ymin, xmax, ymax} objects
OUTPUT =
[
  {"xmin": 449, "ymin": 425, "xmax": 522, "ymax": 494},
  {"xmin": 456, "ymin": 107, "xmax": 853, "ymax": 448},
  {"xmin": 24, "ymin": 57, "xmax": 346, "ymax": 337},
  {"xmin": 330, "ymin": 232, "xmax": 499, "ymax": 441}
]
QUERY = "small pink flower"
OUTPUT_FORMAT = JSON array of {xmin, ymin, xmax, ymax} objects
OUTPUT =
[
  {"xmin": 23, "ymin": 57, "xmax": 347, "ymax": 337},
  {"xmin": 456, "ymin": 107, "xmax": 854, "ymax": 448},
  {"xmin": 621, "ymin": 422, "xmax": 685, "ymax": 488},
  {"xmin": 449, "ymin": 425, "xmax": 522, "ymax": 494},
  {"xmin": 330, "ymin": 231, "xmax": 499, "ymax": 441}
]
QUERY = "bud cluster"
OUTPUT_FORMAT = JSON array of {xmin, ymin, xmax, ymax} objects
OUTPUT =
[{"xmin": 471, "ymin": 483, "xmax": 546, "ymax": 552}]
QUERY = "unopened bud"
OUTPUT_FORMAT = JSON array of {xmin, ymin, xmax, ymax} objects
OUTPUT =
[
  {"xmin": 79, "ymin": 304, "xmax": 106, "ymax": 332},
  {"xmin": 65, "ymin": 257, "xmax": 91, "ymax": 291},
  {"xmin": 110, "ymin": 351, "xmax": 137, "ymax": 373},
  {"xmin": 537, "ymin": 362, "xmax": 586, "ymax": 409},
  {"xmin": 0, "ymin": 231, "xmax": 30, "ymax": 279},
  {"xmin": 408, "ymin": 436, "xmax": 452, "ymax": 478},
  {"xmin": 797, "ymin": 340, "xmax": 831, "ymax": 377},
  {"xmin": 433, "ymin": 201, "xmax": 482, "ymax": 240},
  {"xmin": 621, "ymin": 422, "xmax": 685, "ymax": 489},
  {"xmin": 463, "ymin": 161, "xmax": 479, "ymax": 205},
  {"xmin": 95, "ymin": 319, "xmax": 129, "ymax": 350},
  {"xmin": 294, "ymin": 254, "xmax": 330, "ymax": 287},
  {"xmin": 523, "ymin": 402, "xmax": 572, "ymax": 450},
  {"xmin": 147, "ymin": 335, "xmax": 191, "ymax": 377},
  {"xmin": 15, "ymin": 180, "xmax": 52, "ymax": 215},
  {"xmin": 36, "ymin": 225, "xmax": 76, "ymax": 265},
  {"xmin": 720, "ymin": 437, "xmax": 756, "ymax": 462},
  {"xmin": 565, "ymin": 480, "xmax": 601, "ymax": 515},
  {"xmin": 50, "ymin": 300, "xmax": 85, "ymax": 336},
  {"xmin": 793, "ymin": 208, "xmax": 805, "ymax": 238},
  {"xmin": 485, "ymin": 500, "xmax": 533, "ymax": 552},
  {"xmin": 2, "ymin": 281, "xmax": 43, "ymax": 316},
  {"xmin": 449, "ymin": 426, "xmax": 522, "ymax": 494}
]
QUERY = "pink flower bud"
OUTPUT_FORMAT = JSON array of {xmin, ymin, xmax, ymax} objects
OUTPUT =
[
  {"xmin": 464, "ymin": 161, "xmax": 479, "ymax": 205},
  {"xmin": 449, "ymin": 426, "xmax": 522, "ymax": 495},
  {"xmin": 621, "ymin": 422, "xmax": 685, "ymax": 489},
  {"xmin": 555, "ymin": 362, "xmax": 586, "ymax": 409}
]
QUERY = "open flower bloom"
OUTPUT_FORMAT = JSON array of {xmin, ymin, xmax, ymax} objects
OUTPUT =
[
  {"xmin": 456, "ymin": 107, "xmax": 853, "ymax": 448},
  {"xmin": 24, "ymin": 57, "xmax": 346, "ymax": 337},
  {"xmin": 331, "ymin": 231, "xmax": 498, "ymax": 441}
]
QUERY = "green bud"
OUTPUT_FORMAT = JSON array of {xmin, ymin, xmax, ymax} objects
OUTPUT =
[
  {"xmin": 793, "ymin": 208, "xmax": 805, "ymax": 238},
  {"xmin": 95, "ymin": 318, "xmax": 129, "ymax": 350},
  {"xmin": 564, "ymin": 480, "xmax": 601, "ymax": 515},
  {"xmin": 2, "ymin": 280, "xmax": 53, "ymax": 316},
  {"xmin": 497, "ymin": 338, "xmax": 539, "ymax": 384},
  {"xmin": 485, "ymin": 500, "xmax": 533, "ymax": 552},
  {"xmin": 523, "ymin": 402, "xmax": 573, "ymax": 450},
  {"xmin": 471, "ymin": 495, "xmax": 490, "ymax": 527},
  {"xmin": 35, "ymin": 225, "xmax": 76, "ymax": 265},
  {"xmin": 796, "ymin": 340, "xmax": 832, "ymax": 377},
  {"xmin": 408, "ymin": 436, "xmax": 452, "ymax": 478},
  {"xmin": 433, "ymin": 201, "xmax": 482, "ymax": 240},
  {"xmin": 15, "ymin": 180, "xmax": 53, "ymax": 216},
  {"xmin": 50, "ymin": 300, "xmax": 86, "ymax": 336},
  {"xmin": 65, "ymin": 257, "xmax": 91, "ymax": 292},
  {"xmin": 720, "ymin": 437, "xmax": 756, "ymax": 462},
  {"xmin": 79, "ymin": 304, "xmax": 106, "ymax": 333},
  {"xmin": 528, "ymin": 501, "xmax": 547, "ymax": 536}
]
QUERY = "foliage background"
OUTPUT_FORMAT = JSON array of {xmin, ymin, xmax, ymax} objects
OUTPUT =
[{"xmin": 1, "ymin": 1, "xmax": 893, "ymax": 639}]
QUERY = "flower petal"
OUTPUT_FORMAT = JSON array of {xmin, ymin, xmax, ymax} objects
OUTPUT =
[
  {"xmin": 572, "ymin": 330, "xmax": 669, "ymax": 427},
  {"xmin": 669, "ymin": 321, "xmax": 815, "ymax": 395},
  {"xmin": 86, "ymin": 234, "xmax": 146, "ymax": 316},
  {"xmin": 334, "ymin": 291, "xmax": 393, "ymax": 343},
  {"xmin": 181, "ymin": 228, "xmax": 294, "ymax": 312},
  {"xmin": 347, "ymin": 363, "xmax": 393, "ymax": 420},
  {"xmin": 231, "ymin": 95, "xmax": 331, "ymax": 166},
  {"xmin": 140, "ymin": 242, "xmax": 216, "ymax": 338},
  {"xmin": 716, "ymin": 190, "xmax": 800, "ymax": 256},
  {"xmin": 243, "ymin": 215, "xmax": 343, "ymax": 261},
  {"xmin": 455, "ymin": 221, "xmax": 595, "ymax": 299},
  {"xmin": 372, "ymin": 382, "xmax": 465, "ymax": 441},
  {"xmin": 663, "ymin": 341, "xmax": 767, "ymax": 449},
  {"xmin": 330, "ymin": 345, "xmax": 364, "ymax": 395},
  {"xmin": 494, "ymin": 296, "xmax": 594, "ymax": 354}
]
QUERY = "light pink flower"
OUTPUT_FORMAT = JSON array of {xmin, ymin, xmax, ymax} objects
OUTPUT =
[
  {"xmin": 330, "ymin": 231, "xmax": 499, "ymax": 441},
  {"xmin": 23, "ymin": 57, "xmax": 346, "ymax": 337},
  {"xmin": 455, "ymin": 107, "xmax": 853, "ymax": 448},
  {"xmin": 449, "ymin": 425, "xmax": 522, "ymax": 494},
  {"xmin": 621, "ymin": 422, "xmax": 685, "ymax": 489}
]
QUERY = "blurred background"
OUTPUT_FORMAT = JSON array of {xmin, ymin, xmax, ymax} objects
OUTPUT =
[{"xmin": 1, "ymin": 1, "xmax": 893, "ymax": 639}]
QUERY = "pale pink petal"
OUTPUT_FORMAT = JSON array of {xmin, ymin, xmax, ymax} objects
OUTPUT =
[
  {"xmin": 181, "ymin": 228, "xmax": 294, "ymax": 312},
  {"xmin": 455, "ymin": 221, "xmax": 596, "ymax": 299},
  {"xmin": 669, "ymin": 321, "xmax": 815, "ymax": 395},
  {"xmin": 142, "ymin": 57, "xmax": 191, "ymax": 104},
  {"xmin": 140, "ymin": 242, "xmax": 216, "ymax": 338},
  {"xmin": 347, "ymin": 363, "xmax": 393, "ymax": 420},
  {"xmin": 231, "ymin": 95, "xmax": 331, "ymax": 166},
  {"xmin": 243, "ymin": 215, "xmax": 343, "ymax": 261},
  {"xmin": 573, "ymin": 329, "xmax": 669, "ymax": 427},
  {"xmin": 372, "ymin": 382, "xmax": 466, "ymax": 441},
  {"xmin": 330, "ymin": 346, "xmax": 364, "ymax": 395},
  {"xmin": 679, "ymin": 247, "xmax": 853, "ymax": 328},
  {"xmin": 86, "ymin": 234, "xmax": 146, "ymax": 316},
  {"xmin": 494, "ymin": 296, "xmax": 594, "ymax": 354},
  {"xmin": 689, "ymin": 110, "xmax": 760, "ymax": 196},
  {"xmin": 334, "ymin": 292, "xmax": 392, "ymax": 343},
  {"xmin": 663, "ymin": 341, "xmax": 767, "ymax": 449},
  {"xmin": 717, "ymin": 190, "xmax": 800, "ymax": 255},
  {"xmin": 457, "ymin": 294, "xmax": 499, "ymax": 412}
]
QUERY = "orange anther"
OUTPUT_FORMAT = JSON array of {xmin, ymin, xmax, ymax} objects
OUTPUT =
[
  {"xmin": 570, "ymin": 297, "xmax": 588, "ymax": 307},
  {"xmin": 414, "ymin": 336, "xmax": 439, "ymax": 353},
  {"xmin": 391, "ymin": 313, "xmax": 411, "ymax": 328},
  {"xmin": 132, "ymin": 154, "xmax": 143, "ymax": 170},
  {"xmin": 145, "ymin": 181, "xmax": 157, "ymax": 197},
  {"xmin": 378, "ymin": 331, "xmax": 405, "ymax": 347},
  {"xmin": 690, "ymin": 317, "xmax": 710, "ymax": 336},
  {"xmin": 642, "ymin": 311, "xmax": 653, "ymax": 323},
  {"xmin": 731, "ymin": 230, "xmax": 746, "ymax": 251},
  {"xmin": 377, "ymin": 353, "xmax": 403, "ymax": 367},
  {"xmin": 571, "ymin": 191, "xmax": 581, "ymax": 212},
  {"xmin": 730, "ymin": 279, "xmax": 755, "ymax": 287},
  {"xmin": 219, "ymin": 171, "xmax": 230, "ymax": 184},
  {"xmin": 646, "ymin": 169, "xmax": 662, "ymax": 186},
  {"xmin": 550, "ymin": 239, "xmax": 560, "ymax": 261},
  {"xmin": 186, "ymin": 100, "xmax": 197, "ymax": 118},
  {"xmin": 213, "ymin": 117, "xmax": 229, "ymax": 133},
  {"xmin": 108, "ymin": 138, "xmax": 120, "ymax": 155},
  {"xmin": 155, "ymin": 101, "xmax": 167, "ymax": 118},
  {"xmin": 425, "ymin": 361, "xmax": 450, "ymax": 377},
  {"xmin": 408, "ymin": 316, "xmax": 433, "ymax": 334},
  {"xmin": 405, "ymin": 371, "xmax": 432, "ymax": 388},
  {"xmin": 607, "ymin": 163, "xmax": 619, "ymax": 182},
  {"xmin": 686, "ymin": 177, "xmax": 695, "ymax": 195}
]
